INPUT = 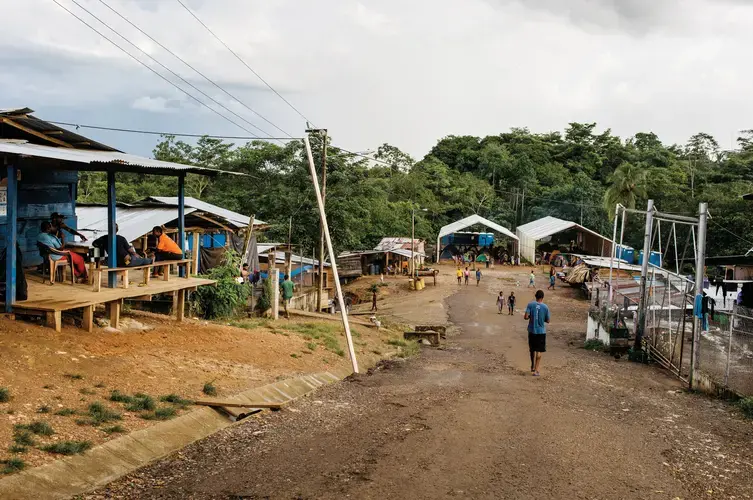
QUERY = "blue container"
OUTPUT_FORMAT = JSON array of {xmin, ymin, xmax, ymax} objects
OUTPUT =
[
  {"xmin": 615, "ymin": 245, "xmax": 635, "ymax": 264},
  {"xmin": 478, "ymin": 233, "xmax": 495, "ymax": 247},
  {"xmin": 638, "ymin": 250, "xmax": 662, "ymax": 267}
]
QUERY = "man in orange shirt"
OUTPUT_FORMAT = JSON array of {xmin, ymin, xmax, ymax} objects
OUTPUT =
[{"xmin": 152, "ymin": 226, "xmax": 184, "ymax": 263}]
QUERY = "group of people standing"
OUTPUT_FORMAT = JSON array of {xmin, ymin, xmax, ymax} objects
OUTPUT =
[{"xmin": 456, "ymin": 267, "xmax": 482, "ymax": 286}]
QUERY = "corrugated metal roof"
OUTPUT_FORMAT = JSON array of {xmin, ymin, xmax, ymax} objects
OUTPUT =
[
  {"xmin": 76, "ymin": 205, "xmax": 197, "ymax": 245},
  {"xmin": 148, "ymin": 196, "xmax": 263, "ymax": 227},
  {"xmin": 0, "ymin": 140, "xmax": 238, "ymax": 176},
  {"xmin": 437, "ymin": 214, "xmax": 518, "ymax": 241},
  {"xmin": 390, "ymin": 248, "xmax": 426, "ymax": 258},
  {"xmin": 374, "ymin": 237, "xmax": 421, "ymax": 251},
  {"xmin": 257, "ymin": 244, "xmax": 329, "ymax": 267},
  {"xmin": 516, "ymin": 216, "xmax": 608, "ymax": 241}
]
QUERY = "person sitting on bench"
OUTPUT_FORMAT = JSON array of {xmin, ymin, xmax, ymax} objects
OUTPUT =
[
  {"xmin": 152, "ymin": 226, "xmax": 183, "ymax": 262},
  {"xmin": 92, "ymin": 224, "xmax": 152, "ymax": 268},
  {"xmin": 37, "ymin": 221, "xmax": 88, "ymax": 283}
]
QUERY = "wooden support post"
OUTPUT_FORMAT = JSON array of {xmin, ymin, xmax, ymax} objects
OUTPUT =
[
  {"xmin": 176, "ymin": 289, "xmax": 186, "ymax": 322},
  {"xmin": 178, "ymin": 174, "xmax": 186, "ymax": 278},
  {"xmin": 91, "ymin": 269, "xmax": 101, "ymax": 292},
  {"xmin": 121, "ymin": 270, "xmax": 129, "ymax": 289},
  {"xmin": 143, "ymin": 268, "xmax": 151, "ymax": 286},
  {"xmin": 4, "ymin": 164, "xmax": 18, "ymax": 314},
  {"xmin": 107, "ymin": 171, "xmax": 118, "ymax": 289},
  {"xmin": 82, "ymin": 305, "xmax": 94, "ymax": 333},
  {"xmin": 46, "ymin": 311, "xmax": 62, "ymax": 333},
  {"xmin": 191, "ymin": 232, "xmax": 200, "ymax": 274},
  {"xmin": 108, "ymin": 301, "xmax": 120, "ymax": 329},
  {"xmin": 162, "ymin": 264, "xmax": 170, "ymax": 281},
  {"xmin": 270, "ymin": 269, "xmax": 280, "ymax": 320}
]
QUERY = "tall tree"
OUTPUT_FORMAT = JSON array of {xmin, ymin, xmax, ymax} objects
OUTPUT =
[{"xmin": 603, "ymin": 162, "xmax": 648, "ymax": 219}]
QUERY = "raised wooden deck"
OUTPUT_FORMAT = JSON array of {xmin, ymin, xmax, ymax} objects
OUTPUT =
[{"xmin": 2, "ymin": 275, "xmax": 215, "ymax": 332}]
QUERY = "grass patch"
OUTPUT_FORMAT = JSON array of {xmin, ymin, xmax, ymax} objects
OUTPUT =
[
  {"xmin": 396, "ymin": 341, "xmax": 420, "ymax": 359},
  {"xmin": 14, "ymin": 421, "xmax": 54, "ymax": 436},
  {"xmin": 40, "ymin": 441, "xmax": 91, "ymax": 455},
  {"xmin": 306, "ymin": 342, "xmax": 317, "ymax": 351},
  {"xmin": 54, "ymin": 408, "xmax": 76, "ymax": 417},
  {"xmin": 0, "ymin": 387, "xmax": 10, "ymax": 403},
  {"xmin": 584, "ymin": 339, "xmax": 605, "ymax": 351},
  {"xmin": 64, "ymin": 373, "xmax": 84, "ymax": 380},
  {"xmin": 141, "ymin": 407, "xmax": 177, "ymax": 421},
  {"xmin": 12, "ymin": 431, "xmax": 35, "ymax": 447},
  {"xmin": 1, "ymin": 458, "xmax": 25, "ymax": 474},
  {"xmin": 739, "ymin": 397, "xmax": 753, "ymax": 418},
  {"xmin": 79, "ymin": 388, "xmax": 96, "ymax": 396},
  {"xmin": 8, "ymin": 444, "xmax": 27, "ymax": 454},
  {"xmin": 288, "ymin": 322, "xmax": 341, "ymax": 340},
  {"xmin": 202, "ymin": 382, "xmax": 217, "ymax": 396},
  {"xmin": 290, "ymin": 353, "xmax": 299, "ymax": 359},
  {"xmin": 386, "ymin": 338, "xmax": 408, "ymax": 347},
  {"xmin": 109, "ymin": 389, "xmax": 136, "ymax": 403},
  {"xmin": 102, "ymin": 425, "xmax": 126, "ymax": 434},
  {"xmin": 85, "ymin": 402, "xmax": 122, "ymax": 425},
  {"xmin": 230, "ymin": 318, "xmax": 270, "ymax": 330},
  {"xmin": 159, "ymin": 394, "xmax": 192, "ymax": 408},
  {"xmin": 36, "ymin": 405, "xmax": 51, "ymax": 414},
  {"xmin": 125, "ymin": 394, "xmax": 156, "ymax": 412}
]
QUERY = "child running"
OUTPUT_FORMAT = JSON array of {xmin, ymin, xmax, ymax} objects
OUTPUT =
[
  {"xmin": 528, "ymin": 270, "xmax": 535, "ymax": 288},
  {"xmin": 456, "ymin": 267, "xmax": 463, "ymax": 286},
  {"xmin": 508, "ymin": 292, "xmax": 516, "ymax": 315},
  {"xmin": 496, "ymin": 291, "xmax": 505, "ymax": 314},
  {"xmin": 548, "ymin": 273, "xmax": 556, "ymax": 290}
]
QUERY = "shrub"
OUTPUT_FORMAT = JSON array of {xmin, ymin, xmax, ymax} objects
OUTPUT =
[
  {"xmin": 202, "ymin": 382, "xmax": 217, "ymax": 396},
  {"xmin": 54, "ymin": 408, "xmax": 76, "ymax": 416},
  {"xmin": 13, "ymin": 431, "xmax": 35, "ymax": 447},
  {"xmin": 86, "ymin": 402, "xmax": 122, "ymax": 425},
  {"xmin": 584, "ymin": 339, "xmax": 605, "ymax": 351},
  {"xmin": 8, "ymin": 445, "xmax": 27, "ymax": 454},
  {"xmin": 41, "ymin": 441, "xmax": 91, "ymax": 455},
  {"xmin": 739, "ymin": 397, "xmax": 753, "ymax": 418},
  {"xmin": 141, "ymin": 407, "xmax": 177, "ymax": 421},
  {"xmin": 0, "ymin": 387, "xmax": 9, "ymax": 403},
  {"xmin": 1, "ymin": 458, "xmax": 25, "ymax": 474},
  {"xmin": 102, "ymin": 425, "xmax": 126, "ymax": 434},
  {"xmin": 190, "ymin": 251, "xmax": 251, "ymax": 319},
  {"xmin": 256, "ymin": 275, "xmax": 274, "ymax": 314},
  {"xmin": 160, "ymin": 394, "xmax": 192, "ymax": 408},
  {"xmin": 306, "ymin": 342, "xmax": 317, "ymax": 351},
  {"xmin": 109, "ymin": 390, "xmax": 134, "ymax": 404},
  {"xmin": 387, "ymin": 338, "xmax": 408, "ymax": 347},
  {"xmin": 14, "ymin": 421, "xmax": 54, "ymax": 436},
  {"xmin": 125, "ymin": 394, "xmax": 156, "ymax": 412}
]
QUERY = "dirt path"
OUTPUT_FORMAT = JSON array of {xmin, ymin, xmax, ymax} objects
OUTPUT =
[{"xmin": 86, "ymin": 267, "xmax": 753, "ymax": 499}]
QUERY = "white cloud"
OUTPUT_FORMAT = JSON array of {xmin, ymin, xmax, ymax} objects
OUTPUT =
[{"xmin": 1, "ymin": 0, "xmax": 753, "ymax": 156}]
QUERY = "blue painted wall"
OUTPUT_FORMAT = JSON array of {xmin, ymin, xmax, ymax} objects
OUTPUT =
[{"xmin": 0, "ymin": 168, "xmax": 78, "ymax": 267}]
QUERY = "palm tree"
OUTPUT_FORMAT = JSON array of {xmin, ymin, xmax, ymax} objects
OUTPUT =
[{"xmin": 603, "ymin": 162, "xmax": 648, "ymax": 220}]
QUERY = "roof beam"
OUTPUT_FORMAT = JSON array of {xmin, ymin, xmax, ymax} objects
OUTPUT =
[
  {"xmin": 1, "ymin": 117, "xmax": 74, "ymax": 148},
  {"xmin": 190, "ymin": 212, "xmax": 236, "ymax": 233}
]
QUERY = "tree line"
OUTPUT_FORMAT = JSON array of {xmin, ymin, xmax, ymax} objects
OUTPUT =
[{"xmin": 77, "ymin": 123, "xmax": 753, "ymax": 261}]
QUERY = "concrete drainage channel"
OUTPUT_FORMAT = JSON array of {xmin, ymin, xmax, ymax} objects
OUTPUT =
[{"xmin": 0, "ymin": 367, "xmax": 353, "ymax": 500}]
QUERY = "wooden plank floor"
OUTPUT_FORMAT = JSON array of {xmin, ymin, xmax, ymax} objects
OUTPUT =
[{"xmin": 3, "ymin": 276, "xmax": 215, "ymax": 312}]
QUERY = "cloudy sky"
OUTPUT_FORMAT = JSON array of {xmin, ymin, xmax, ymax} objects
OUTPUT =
[{"xmin": 2, "ymin": 0, "xmax": 752, "ymax": 158}]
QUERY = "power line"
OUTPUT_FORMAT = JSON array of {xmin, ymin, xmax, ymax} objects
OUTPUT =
[
  {"xmin": 175, "ymin": 0, "xmax": 316, "ymax": 127},
  {"xmin": 63, "ymin": 0, "xmax": 281, "ymax": 141},
  {"xmin": 493, "ymin": 188, "xmax": 606, "ymax": 210},
  {"xmin": 709, "ymin": 219, "xmax": 753, "ymax": 248},
  {"xmin": 50, "ymin": 0, "xmax": 258, "ymax": 138},
  {"xmin": 97, "ymin": 0, "xmax": 292, "ymax": 139},
  {"xmin": 48, "ymin": 120, "xmax": 298, "ymax": 141}
]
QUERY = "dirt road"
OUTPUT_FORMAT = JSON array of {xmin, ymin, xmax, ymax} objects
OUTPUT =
[{"xmin": 87, "ymin": 267, "xmax": 753, "ymax": 499}]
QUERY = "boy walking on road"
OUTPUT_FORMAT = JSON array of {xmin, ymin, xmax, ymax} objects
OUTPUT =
[
  {"xmin": 496, "ymin": 291, "xmax": 505, "ymax": 314},
  {"xmin": 507, "ymin": 292, "xmax": 516, "ymax": 315},
  {"xmin": 524, "ymin": 290, "xmax": 550, "ymax": 376},
  {"xmin": 528, "ymin": 270, "xmax": 535, "ymax": 288},
  {"xmin": 456, "ymin": 268, "xmax": 463, "ymax": 285},
  {"xmin": 475, "ymin": 269, "xmax": 482, "ymax": 286}
]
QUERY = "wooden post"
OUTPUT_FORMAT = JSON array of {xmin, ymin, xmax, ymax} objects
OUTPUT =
[
  {"xmin": 177, "ymin": 174, "xmax": 186, "ymax": 278},
  {"xmin": 304, "ymin": 136, "xmax": 359, "ymax": 373},
  {"xmin": 316, "ymin": 130, "xmax": 328, "ymax": 314},
  {"xmin": 46, "ymin": 311, "xmax": 62, "ymax": 333},
  {"xmin": 176, "ymin": 289, "xmax": 185, "ymax": 321},
  {"xmin": 191, "ymin": 232, "xmax": 200, "ymax": 274},
  {"xmin": 107, "ymin": 171, "xmax": 117, "ymax": 288},
  {"xmin": 4, "ymin": 164, "xmax": 17, "ymax": 313},
  {"xmin": 270, "ymin": 268, "xmax": 280, "ymax": 320},
  {"xmin": 240, "ymin": 215, "xmax": 255, "ymax": 273},
  {"xmin": 82, "ymin": 305, "xmax": 94, "ymax": 333},
  {"xmin": 108, "ymin": 301, "xmax": 120, "ymax": 329}
]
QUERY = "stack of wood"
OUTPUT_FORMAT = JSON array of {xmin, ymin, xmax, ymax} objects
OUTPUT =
[{"xmin": 564, "ymin": 264, "xmax": 591, "ymax": 285}]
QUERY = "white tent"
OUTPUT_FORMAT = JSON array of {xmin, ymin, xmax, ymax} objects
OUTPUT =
[
  {"xmin": 436, "ymin": 214, "xmax": 518, "ymax": 262},
  {"xmin": 515, "ymin": 216, "xmax": 613, "ymax": 263}
]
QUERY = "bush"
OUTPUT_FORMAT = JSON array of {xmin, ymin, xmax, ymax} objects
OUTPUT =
[
  {"xmin": 190, "ymin": 251, "xmax": 251, "ymax": 319},
  {"xmin": 54, "ymin": 408, "xmax": 76, "ymax": 417},
  {"xmin": 41, "ymin": 441, "xmax": 91, "ymax": 455},
  {"xmin": 8, "ymin": 445, "xmax": 27, "ymax": 454},
  {"xmin": 14, "ymin": 421, "xmax": 54, "ymax": 436},
  {"xmin": 160, "ymin": 394, "xmax": 192, "ymax": 408},
  {"xmin": 141, "ymin": 407, "xmax": 177, "ymax": 421},
  {"xmin": 0, "ymin": 387, "xmax": 9, "ymax": 403},
  {"xmin": 584, "ymin": 339, "xmax": 606, "ymax": 351},
  {"xmin": 739, "ymin": 397, "xmax": 753, "ymax": 418},
  {"xmin": 202, "ymin": 382, "xmax": 217, "ymax": 396},
  {"xmin": 1, "ymin": 458, "xmax": 25, "ymax": 474},
  {"xmin": 125, "ymin": 394, "xmax": 156, "ymax": 412},
  {"xmin": 109, "ymin": 390, "xmax": 133, "ymax": 404},
  {"xmin": 86, "ymin": 402, "xmax": 122, "ymax": 425},
  {"xmin": 256, "ymin": 276, "xmax": 274, "ymax": 314},
  {"xmin": 12, "ymin": 431, "xmax": 35, "ymax": 447}
]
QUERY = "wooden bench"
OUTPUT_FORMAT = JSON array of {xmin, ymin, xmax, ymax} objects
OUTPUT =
[{"xmin": 90, "ymin": 259, "xmax": 192, "ymax": 292}]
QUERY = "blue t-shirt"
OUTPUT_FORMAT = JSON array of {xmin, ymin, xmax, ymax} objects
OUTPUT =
[
  {"xmin": 525, "ymin": 301, "xmax": 550, "ymax": 334},
  {"xmin": 37, "ymin": 233, "xmax": 63, "ymax": 261}
]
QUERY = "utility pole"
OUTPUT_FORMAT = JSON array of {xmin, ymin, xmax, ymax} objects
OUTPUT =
[
  {"xmin": 411, "ymin": 207, "xmax": 416, "ymax": 279},
  {"xmin": 286, "ymin": 216, "xmax": 293, "ymax": 279},
  {"xmin": 607, "ymin": 204, "xmax": 620, "ymax": 303},
  {"xmin": 306, "ymin": 128, "xmax": 327, "ymax": 311},
  {"xmin": 690, "ymin": 202, "xmax": 708, "ymax": 389},
  {"xmin": 635, "ymin": 199, "xmax": 655, "ymax": 351}
]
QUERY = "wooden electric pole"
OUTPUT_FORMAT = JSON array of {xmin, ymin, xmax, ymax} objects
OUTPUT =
[{"xmin": 307, "ymin": 128, "xmax": 328, "ymax": 311}]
